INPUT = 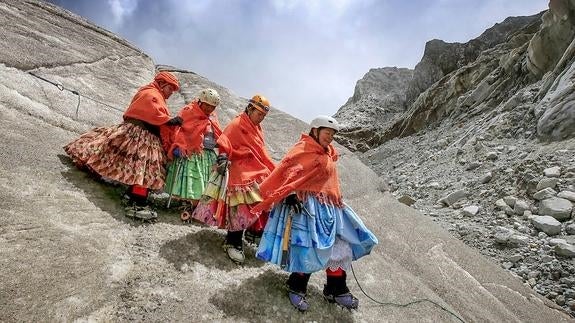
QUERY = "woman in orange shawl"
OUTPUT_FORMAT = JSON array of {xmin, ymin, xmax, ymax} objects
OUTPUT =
[
  {"xmin": 252, "ymin": 115, "xmax": 377, "ymax": 312},
  {"xmin": 64, "ymin": 71, "xmax": 182, "ymax": 208},
  {"xmin": 191, "ymin": 94, "xmax": 275, "ymax": 264},
  {"xmin": 163, "ymin": 88, "xmax": 223, "ymax": 209}
]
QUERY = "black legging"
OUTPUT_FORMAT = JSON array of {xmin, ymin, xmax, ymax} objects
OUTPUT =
[{"xmin": 226, "ymin": 230, "xmax": 243, "ymax": 249}]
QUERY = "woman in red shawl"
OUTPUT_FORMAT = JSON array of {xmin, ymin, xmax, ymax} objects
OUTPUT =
[
  {"xmin": 163, "ymin": 88, "xmax": 223, "ymax": 211},
  {"xmin": 191, "ymin": 94, "xmax": 276, "ymax": 264},
  {"xmin": 64, "ymin": 71, "xmax": 182, "ymax": 210},
  {"xmin": 252, "ymin": 115, "xmax": 378, "ymax": 312}
]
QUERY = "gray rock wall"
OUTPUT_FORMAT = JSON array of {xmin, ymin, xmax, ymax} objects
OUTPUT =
[
  {"xmin": 405, "ymin": 14, "xmax": 543, "ymax": 105},
  {"xmin": 334, "ymin": 67, "xmax": 413, "ymax": 151}
]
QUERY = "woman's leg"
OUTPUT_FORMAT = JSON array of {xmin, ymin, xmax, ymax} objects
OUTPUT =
[
  {"xmin": 127, "ymin": 184, "xmax": 149, "ymax": 206},
  {"xmin": 224, "ymin": 230, "xmax": 245, "ymax": 264},
  {"xmin": 324, "ymin": 268, "xmax": 359, "ymax": 309},
  {"xmin": 287, "ymin": 272, "xmax": 311, "ymax": 311}
]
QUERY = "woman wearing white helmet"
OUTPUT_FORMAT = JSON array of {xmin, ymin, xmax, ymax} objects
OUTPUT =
[
  {"xmin": 252, "ymin": 115, "xmax": 378, "ymax": 311},
  {"xmin": 163, "ymin": 88, "xmax": 223, "ymax": 214}
]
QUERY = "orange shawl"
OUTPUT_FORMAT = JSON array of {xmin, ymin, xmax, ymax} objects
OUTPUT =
[
  {"xmin": 167, "ymin": 100, "xmax": 223, "ymax": 159},
  {"xmin": 252, "ymin": 134, "xmax": 342, "ymax": 213},
  {"xmin": 123, "ymin": 83, "xmax": 171, "ymax": 125},
  {"xmin": 217, "ymin": 113, "xmax": 276, "ymax": 189}
]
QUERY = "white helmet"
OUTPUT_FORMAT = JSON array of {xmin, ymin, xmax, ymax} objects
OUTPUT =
[
  {"xmin": 198, "ymin": 88, "xmax": 221, "ymax": 107},
  {"xmin": 310, "ymin": 115, "xmax": 341, "ymax": 132}
]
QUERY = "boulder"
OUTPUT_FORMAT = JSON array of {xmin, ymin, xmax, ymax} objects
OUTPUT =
[
  {"xmin": 555, "ymin": 243, "xmax": 575, "ymax": 258},
  {"xmin": 439, "ymin": 189, "xmax": 468, "ymax": 206},
  {"xmin": 558, "ymin": 190, "xmax": 575, "ymax": 202},
  {"xmin": 461, "ymin": 205, "xmax": 480, "ymax": 217},
  {"xmin": 544, "ymin": 166, "xmax": 561, "ymax": 177},
  {"xmin": 533, "ymin": 187, "xmax": 558, "ymax": 200},
  {"xmin": 536, "ymin": 178, "xmax": 559, "ymax": 191},
  {"xmin": 532, "ymin": 216, "xmax": 562, "ymax": 236},
  {"xmin": 539, "ymin": 197, "xmax": 573, "ymax": 221}
]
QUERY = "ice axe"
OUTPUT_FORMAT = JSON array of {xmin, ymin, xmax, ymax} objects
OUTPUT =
[
  {"xmin": 214, "ymin": 159, "xmax": 230, "ymax": 227},
  {"xmin": 166, "ymin": 157, "xmax": 184, "ymax": 209},
  {"xmin": 280, "ymin": 208, "xmax": 294, "ymax": 270}
]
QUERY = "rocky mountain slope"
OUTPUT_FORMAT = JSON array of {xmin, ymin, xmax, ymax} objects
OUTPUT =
[
  {"xmin": 334, "ymin": 13, "xmax": 543, "ymax": 152},
  {"xmin": 334, "ymin": 0, "xmax": 575, "ymax": 316},
  {"xmin": 334, "ymin": 67, "xmax": 413, "ymax": 152},
  {"xmin": 1, "ymin": 1, "xmax": 573, "ymax": 322}
]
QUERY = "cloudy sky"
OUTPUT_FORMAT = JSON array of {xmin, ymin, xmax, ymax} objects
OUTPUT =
[{"xmin": 48, "ymin": 0, "xmax": 547, "ymax": 122}]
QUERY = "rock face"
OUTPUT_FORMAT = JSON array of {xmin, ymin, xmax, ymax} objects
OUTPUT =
[
  {"xmin": 531, "ymin": 0, "xmax": 575, "ymax": 141},
  {"xmin": 382, "ymin": 18, "xmax": 546, "ymax": 145},
  {"xmin": 406, "ymin": 14, "xmax": 543, "ymax": 106},
  {"xmin": 333, "ymin": 67, "xmax": 413, "ymax": 152},
  {"xmin": 335, "ymin": 13, "xmax": 543, "ymax": 152},
  {"xmin": 334, "ymin": 0, "xmax": 575, "ymax": 316},
  {"xmin": 526, "ymin": 0, "xmax": 575, "ymax": 78}
]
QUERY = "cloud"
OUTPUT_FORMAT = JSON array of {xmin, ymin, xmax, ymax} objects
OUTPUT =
[
  {"xmin": 107, "ymin": 0, "xmax": 139, "ymax": 27},
  {"xmin": 46, "ymin": 0, "xmax": 548, "ymax": 122}
]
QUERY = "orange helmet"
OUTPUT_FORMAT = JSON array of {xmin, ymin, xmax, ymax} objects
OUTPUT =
[{"xmin": 248, "ymin": 94, "xmax": 270, "ymax": 113}]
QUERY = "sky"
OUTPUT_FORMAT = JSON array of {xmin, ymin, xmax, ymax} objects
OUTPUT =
[{"xmin": 47, "ymin": 0, "xmax": 548, "ymax": 122}]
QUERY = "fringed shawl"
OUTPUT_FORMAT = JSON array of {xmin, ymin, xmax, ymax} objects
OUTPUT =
[
  {"xmin": 218, "ymin": 113, "xmax": 275, "ymax": 190},
  {"xmin": 252, "ymin": 133, "xmax": 342, "ymax": 213}
]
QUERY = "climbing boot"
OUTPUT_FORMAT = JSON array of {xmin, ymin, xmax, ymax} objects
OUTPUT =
[
  {"xmin": 125, "ymin": 205, "xmax": 158, "ymax": 222},
  {"xmin": 323, "ymin": 270, "xmax": 359, "ymax": 310},
  {"xmin": 223, "ymin": 243, "xmax": 245, "ymax": 264},
  {"xmin": 288, "ymin": 290, "xmax": 309, "ymax": 312},
  {"xmin": 286, "ymin": 272, "xmax": 311, "ymax": 312},
  {"xmin": 323, "ymin": 289, "xmax": 359, "ymax": 310},
  {"xmin": 223, "ymin": 230, "xmax": 245, "ymax": 263}
]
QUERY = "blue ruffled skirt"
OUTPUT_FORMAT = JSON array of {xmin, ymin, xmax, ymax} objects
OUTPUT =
[{"xmin": 256, "ymin": 196, "xmax": 378, "ymax": 273}]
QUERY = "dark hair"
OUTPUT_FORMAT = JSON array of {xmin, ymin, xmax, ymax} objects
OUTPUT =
[
  {"xmin": 309, "ymin": 127, "xmax": 326, "ymax": 140},
  {"xmin": 244, "ymin": 104, "xmax": 256, "ymax": 115},
  {"xmin": 308, "ymin": 127, "xmax": 330, "ymax": 151}
]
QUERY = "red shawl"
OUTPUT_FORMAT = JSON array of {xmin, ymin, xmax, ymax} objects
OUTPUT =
[
  {"xmin": 251, "ymin": 134, "xmax": 342, "ymax": 213},
  {"xmin": 123, "ymin": 82, "xmax": 171, "ymax": 125},
  {"xmin": 166, "ymin": 100, "xmax": 223, "ymax": 159},
  {"xmin": 217, "ymin": 113, "xmax": 276, "ymax": 189}
]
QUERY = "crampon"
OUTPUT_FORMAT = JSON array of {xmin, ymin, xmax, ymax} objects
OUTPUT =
[{"xmin": 125, "ymin": 205, "xmax": 158, "ymax": 223}]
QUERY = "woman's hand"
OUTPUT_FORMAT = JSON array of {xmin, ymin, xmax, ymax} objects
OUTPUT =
[
  {"xmin": 216, "ymin": 154, "xmax": 228, "ymax": 175},
  {"xmin": 284, "ymin": 194, "xmax": 302, "ymax": 213},
  {"xmin": 166, "ymin": 116, "xmax": 183, "ymax": 126}
]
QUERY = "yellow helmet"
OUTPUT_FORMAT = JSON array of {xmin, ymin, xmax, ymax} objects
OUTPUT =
[{"xmin": 249, "ymin": 94, "xmax": 270, "ymax": 113}]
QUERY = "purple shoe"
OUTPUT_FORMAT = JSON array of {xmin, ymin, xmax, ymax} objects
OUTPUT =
[
  {"xmin": 288, "ymin": 290, "xmax": 309, "ymax": 312},
  {"xmin": 324, "ymin": 292, "xmax": 359, "ymax": 310}
]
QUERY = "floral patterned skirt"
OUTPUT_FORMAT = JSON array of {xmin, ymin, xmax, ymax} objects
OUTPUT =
[
  {"xmin": 192, "ymin": 172, "xmax": 267, "ymax": 231},
  {"xmin": 63, "ymin": 122, "xmax": 166, "ymax": 189}
]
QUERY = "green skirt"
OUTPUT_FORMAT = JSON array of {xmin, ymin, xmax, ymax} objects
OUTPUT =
[{"xmin": 164, "ymin": 149, "xmax": 217, "ymax": 200}]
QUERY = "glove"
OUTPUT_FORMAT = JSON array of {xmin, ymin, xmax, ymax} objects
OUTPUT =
[
  {"xmin": 173, "ymin": 147, "xmax": 182, "ymax": 158},
  {"xmin": 285, "ymin": 193, "xmax": 302, "ymax": 214},
  {"xmin": 216, "ymin": 153, "xmax": 228, "ymax": 165},
  {"xmin": 216, "ymin": 153, "xmax": 228, "ymax": 175},
  {"xmin": 166, "ymin": 116, "xmax": 183, "ymax": 126}
]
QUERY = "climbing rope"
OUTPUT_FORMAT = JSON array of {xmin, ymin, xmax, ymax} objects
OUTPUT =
[
  {"xmin": 350, "ymin": 263, "xmax": 466, "ymax": 323},
  {"xmin": 27, "ymin": 72, "xmax": 124, "ymax": 118}
]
